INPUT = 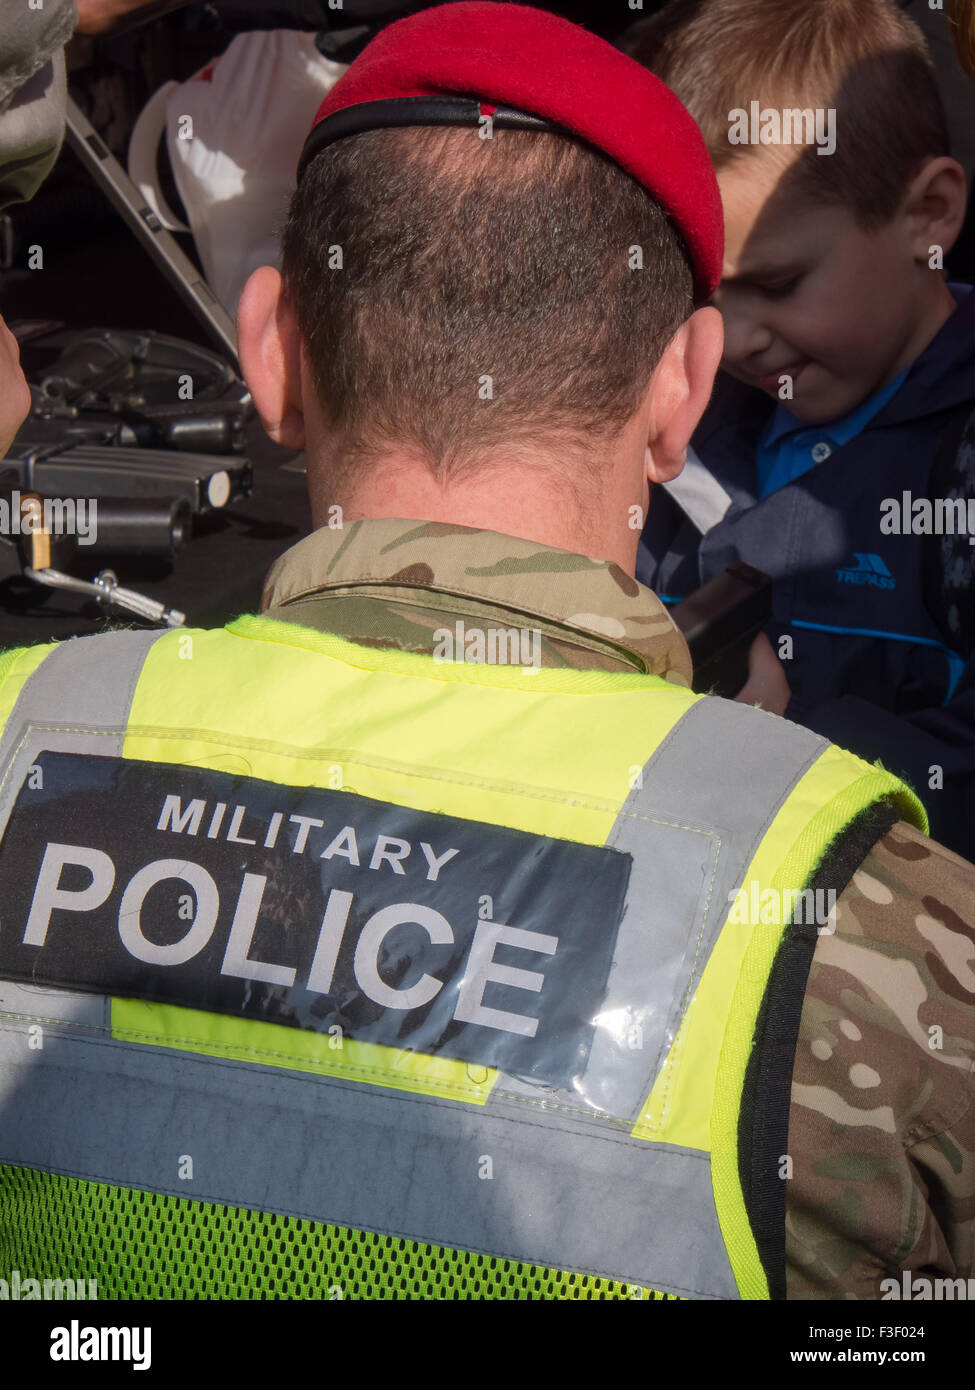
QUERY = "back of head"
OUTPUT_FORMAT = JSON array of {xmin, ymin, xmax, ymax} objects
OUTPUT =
[
  {"xmin": 282, "ymin": 124, "xmax": 693, "ymax": 490},
  {"xmin": 627, "ymin": 0, "xmax": 949, "ymax": 230}
]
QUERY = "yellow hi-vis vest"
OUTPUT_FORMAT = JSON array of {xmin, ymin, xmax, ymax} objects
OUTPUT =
[{"xmin": 0, "ymin": 614, "xmax": 926, "ymax": 1300}]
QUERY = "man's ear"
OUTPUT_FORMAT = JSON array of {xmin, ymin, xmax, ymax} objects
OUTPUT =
[
  {"xmin": 236, "ymin": 266, "xmax": 306, "ymax": 449},
  {"xmin": 644, "ymin": 305, "xmax": 723, "ymax": 485}
]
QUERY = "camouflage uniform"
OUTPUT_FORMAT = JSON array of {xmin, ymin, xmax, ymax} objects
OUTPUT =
[
  {"xmin": 0, "ymin": 0, "xmax": 74, "ymax": 211},
  {"xmin": 261, "ymin": 516, "xmax": 975, "ymax": 1300}
]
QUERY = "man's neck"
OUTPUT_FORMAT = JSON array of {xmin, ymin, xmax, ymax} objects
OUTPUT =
[{"xmin": 308, "ymin": 451, "xmax": 642, "ymax": 573}]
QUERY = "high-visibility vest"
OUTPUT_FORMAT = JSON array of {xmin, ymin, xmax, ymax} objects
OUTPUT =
[{"xmin": 0, "ymin": 613, "xmax": 926, "ymax": 1300}]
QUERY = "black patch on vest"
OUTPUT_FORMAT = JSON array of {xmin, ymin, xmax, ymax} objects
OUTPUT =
[
  {"xmin": 0, "ymin": 752, "xmax": 631, "ymax": 1090},
  {"xmin": 738, "ymin": 798, "xmax": 899, "ymax": 1299}
]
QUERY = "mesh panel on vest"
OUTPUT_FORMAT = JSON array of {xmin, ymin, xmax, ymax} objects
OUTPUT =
[{"xmin": 0, "ymin": 1165, "xmax": 681, "ymax": 1300}]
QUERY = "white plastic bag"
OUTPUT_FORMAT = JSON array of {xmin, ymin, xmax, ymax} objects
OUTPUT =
[{"xmin": 129, "ymin": 31, "xmax": 346, "ymax": 314}]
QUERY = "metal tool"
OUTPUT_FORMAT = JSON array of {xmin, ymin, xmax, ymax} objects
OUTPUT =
[{"xmin": 24, "ymin": 566, "xmax": 186, "ymax": 627}]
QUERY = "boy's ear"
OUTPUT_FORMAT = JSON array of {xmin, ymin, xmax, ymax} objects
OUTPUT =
[
  {"xmin": 644, "ymin": 306, "xmax": 724, "ymax": 485},
  {"xmin": 236, "ymin": 266, "xmax": 306, "ymax": 450},
  {"xmin": 904, "ymin": 155, "xmax": 967, "ymax": 261}
]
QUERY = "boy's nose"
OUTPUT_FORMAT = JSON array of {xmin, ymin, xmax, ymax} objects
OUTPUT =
[{"xmin": 718, "ymin": 302, "xmax": 774, "ymax": 370}]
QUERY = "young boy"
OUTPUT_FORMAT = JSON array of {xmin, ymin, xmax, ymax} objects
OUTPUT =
[{"xmin": 629, "ymin": 0, "xmax": 975, "ymax": 857}]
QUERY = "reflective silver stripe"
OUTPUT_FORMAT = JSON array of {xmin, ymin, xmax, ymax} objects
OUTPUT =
[
  {"xmin": 0, "ymin": 1020, "xmax": 725, "ymax": 1298},
  {"xmin": 501, "ymin": 700, "xmax": 824, "ymax": 1122},
  {"xmin": 0, "ymin": 629, "xmax": 166, "ymax": 842},
  {"xmin": 494, "ymin": 821, "xmax": 718, "ymax": 1121},
  {"xmin": 0, "ymin": 978, "xmax": 108, "ymax": 1035},
  {"xmin": 609, "ymin": 697, "xmax": 826, "ymax": 1097},
  {"xmin": 662, "ymin": 447, "xmax": 735, "ymax": 533}
]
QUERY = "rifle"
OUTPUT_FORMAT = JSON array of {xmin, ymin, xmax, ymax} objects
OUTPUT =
[
  {"xmin": 671, "ymin": 562, "xmax": 773, "ymax": 697},
  {"xmin": 2, "ymin": 324, "xmax": 254, "ymax": 625}
]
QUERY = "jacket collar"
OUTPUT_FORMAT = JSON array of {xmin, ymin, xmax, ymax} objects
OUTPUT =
[{"xmin": 259, "ymin": 517, "xmax": 693, "ymax": 683}]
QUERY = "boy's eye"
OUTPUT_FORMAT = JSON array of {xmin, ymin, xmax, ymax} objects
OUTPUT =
[{"xmin": 760, "ymin": 277, "xmax": 800, "ymax": 299}]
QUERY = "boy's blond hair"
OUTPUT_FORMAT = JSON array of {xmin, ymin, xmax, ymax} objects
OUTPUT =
[{"xmin": 627, "ymin": 0, "xmax": 949, "ymax": 228}]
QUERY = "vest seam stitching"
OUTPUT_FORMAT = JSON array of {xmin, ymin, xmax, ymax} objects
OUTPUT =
[
  {"xmin": 0, "ymin": 1020, "xmax": 713, "ymax": 1143},
  {"xmin": 13, "ymin": 722, "xmax": 726, "ymax": 835},
  {"xmin": 0, "ymin": 1011, "xmax": 108, "ymax": 1035},
  {"xmin": 0, "ymin": 1009, "xmax": 708, "ymax": 1128}
]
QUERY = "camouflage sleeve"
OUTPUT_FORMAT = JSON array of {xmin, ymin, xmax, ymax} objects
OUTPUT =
[{"xmin": 785, "ymin": 820, "xmax": 975, "ymax": 1300}]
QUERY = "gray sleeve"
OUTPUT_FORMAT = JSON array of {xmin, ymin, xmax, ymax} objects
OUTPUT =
[
  {"xmin": 0, "ymin": 0, "xmax": 77, "ymax": 209},
  {"xmin": 0, "ymin": 0, "xmax": 77, "ymax": 111}
]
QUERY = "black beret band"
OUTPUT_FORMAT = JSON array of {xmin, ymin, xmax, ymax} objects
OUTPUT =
[{"xmin": 296, "ymin": 95, "xmax": 559, "ymax": 181}]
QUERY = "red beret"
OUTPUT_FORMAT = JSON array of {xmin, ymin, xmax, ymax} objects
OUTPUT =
[{"xmin": 298, "ymin": 1, "xmax": 723, "ymax": 302}]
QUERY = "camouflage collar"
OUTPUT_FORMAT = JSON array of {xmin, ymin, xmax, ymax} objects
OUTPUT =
[{"xmin": 259, "ymin": 518, "xmax": 693, "ymax": 684}]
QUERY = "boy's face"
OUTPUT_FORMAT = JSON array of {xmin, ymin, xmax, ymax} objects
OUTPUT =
[{"xmin": 714, "ymin": 148, "xmax": 939, "ymax": 425}]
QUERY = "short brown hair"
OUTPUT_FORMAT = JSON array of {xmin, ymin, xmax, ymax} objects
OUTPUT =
[
  {"xmin": 626, "ymin": 0, "xmax": 949, "ymax": 229},
  {"xmin": 281, "ymin": 126, "xmax": 694, "ymax": 484}
]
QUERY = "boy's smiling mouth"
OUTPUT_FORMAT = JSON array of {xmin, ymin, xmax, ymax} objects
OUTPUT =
[{"xmin": 749, "ymin": 358, "xmax": 811, "ymax": 394}]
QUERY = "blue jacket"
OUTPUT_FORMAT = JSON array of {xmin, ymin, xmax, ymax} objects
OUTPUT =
[{"xmin": 638, "ymin": 286, "xmax": 975, "ymax": 859}]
